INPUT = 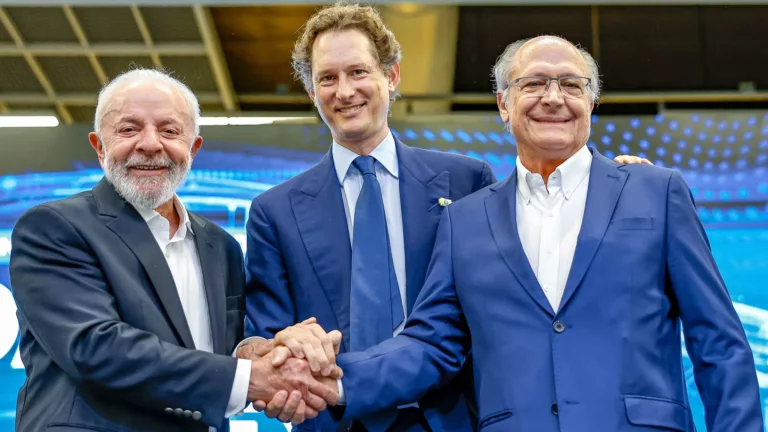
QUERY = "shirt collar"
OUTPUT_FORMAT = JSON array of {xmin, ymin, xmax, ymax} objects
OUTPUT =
[
  {"xmin": 135, "ymin": 196, "xmax": 194, "ymax": 238},
  {"xmin": 332, "ymin": 131, "xmax": 398, "ymax": 183},
  {"xmin": 516, "ymin": 144, "xmax": 592, "ymax": 202}
]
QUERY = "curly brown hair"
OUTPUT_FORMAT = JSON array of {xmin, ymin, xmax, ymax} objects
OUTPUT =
[{"xmin": 292, "ymin": 2, "xmax": 402, "ymax": 100}]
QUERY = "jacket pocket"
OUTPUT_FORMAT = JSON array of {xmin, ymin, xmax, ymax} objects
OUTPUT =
[
  {"xmin": 47, "ymin": 423, "xmax": 119, "ymax": 432},
  {"xmin": 478, "ymin": 409, "xmax": 513, "ymax": 430},
  {"xmin": 624, "ymin": 395, "xmax": 689, "ymax": 431}
]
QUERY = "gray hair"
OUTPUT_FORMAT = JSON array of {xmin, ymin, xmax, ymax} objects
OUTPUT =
[
  {"xmin": 93, "ymin": 68, "xmax": 200, "ymax": 136},
  {"xmin": 492, "ymin": 36, "xmax": 602, "ymax": 105}
]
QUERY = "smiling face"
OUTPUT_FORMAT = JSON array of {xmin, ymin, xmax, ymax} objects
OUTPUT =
[
  {"xmin": 308, "ymin": 29, "xmax": 399, "ymax": 152},
  {"xmin": 88, "ymin": 79, "xmax": 202, "ymax": 210},
  {"xmin": 497, "ymin": 37, "xmax": 593, "ymax": 163}
]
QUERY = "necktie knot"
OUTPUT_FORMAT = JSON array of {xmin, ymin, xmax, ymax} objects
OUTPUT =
[{"xmin": 353, "ymin": 156, "xmax": 376, "ymax": 176}]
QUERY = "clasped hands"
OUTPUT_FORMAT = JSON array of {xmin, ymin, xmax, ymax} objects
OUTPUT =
[{"xmin": 236, "ymin": 318, "xmax": 343, "ymax": 424}]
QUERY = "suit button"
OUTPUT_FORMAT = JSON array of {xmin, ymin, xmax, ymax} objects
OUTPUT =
[
  {"xmin": 174, "ymin": 408, "xmax": 183, "ymax": 417},
  {"xmin": 183, "ymin": 410, "xmax": 192, "ymax": 417},
  {"xmin": 553, "ymin": 320, "xmax": 566, "ymax": 333},
  {"xmin": 192, "ymin": 411, "xmax": 202, "ymax": 421},
  {"xmin": 164, "ymin": 408, "xmax": 173, "ymax": 414},
  {"xmin": 551, "ymin": 403, "xmax": 559, "ymax": 416}
]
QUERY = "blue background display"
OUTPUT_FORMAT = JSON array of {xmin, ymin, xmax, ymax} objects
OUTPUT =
[{"xmin": 1, "ymin": 112, "xmax": 767, "ymax": 430}]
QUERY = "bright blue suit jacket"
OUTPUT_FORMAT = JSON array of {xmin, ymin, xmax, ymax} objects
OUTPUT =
[
  {"xmin": 336, "ymin": 149, "xmax": 762, "ymax": 432},
  {"xmin": 245, "ymin": 137, "xmax": 496, "ymax": 431}
]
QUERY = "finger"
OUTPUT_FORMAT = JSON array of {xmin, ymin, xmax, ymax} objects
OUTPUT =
[
  {"xmin": 277, "ymin": 391, "xmax": 302, "ymax": 423},
  {"xmin": 280, "ymin": 337, "xmax": 305, "ymax": 359},
  {"xmin": 288, "ymin": 399, "xmax": 307, "ymax": 425},
  {"xmin": 271, "ymin": 346, "xmax": 292, "ymax": 367},
  {"xmin": 253, "ymin": 339, "xmax": 275, "ymax": 356},
  {"xmin": 303, "ymin": 406, "xmax": 319, "ymax": 420},
  {"xmin": 642, "ymin": 158, "xmax": 653, "ymax": 165},
  {"xmin": 301, "ymin": 342, "xmax": 324, "ymax": 373},
  {"xmin": 328, "ymin": 364, "xmax": 343, "ymax": 379},
  {"xmin": 252, "ymin": 400, "xmax": 267, "ymax": 411},
  {"xmin": 304, "ymin": 389, "xmax": 329, "ymax": 412},
  {"xmin": 329, "ymin": 330, "xmax": 342, "ymax": 355},
  {"xmin": 264, "ymin": 390, "xmax": 289, "ymax": 418},
  {"xmin": 301, "ymin": 317, "xmax": 318, "ymax": 325},
  {"xmin": 307, "ymin": 378, "xmax": 339, "ymax": 406},
  {"xmin": 306, "ymin": 325, "xmax": 335, "ymax": 373}
]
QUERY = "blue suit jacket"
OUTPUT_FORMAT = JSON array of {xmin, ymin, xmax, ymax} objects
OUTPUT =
[
  {"xmin": 336, "ymin": 150, "xmax": 762, "ymax": 432},
  {"xmin": 11, "ymin": 179, "xmax": 245, "ymax": 432},
  {"xmin": 245, "ymin": 137, "xmax": 496, "ymax": 431}
]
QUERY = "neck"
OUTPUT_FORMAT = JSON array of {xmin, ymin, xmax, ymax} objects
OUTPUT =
[
  {"xmin": 335, "ymin": 126, "xmax": 389, "ymax": 156},
  {"xmin": 155, "ymin": 198, "xmax": 180, "ymax": 239},
  {"xmin": 517, "ymin": 145, "xmax": 582, "ymax": 183}
]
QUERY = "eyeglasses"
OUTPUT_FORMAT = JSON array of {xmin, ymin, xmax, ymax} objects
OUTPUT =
[{"xmin": 505, "ymin": 76, "xmax": 592, "ymax": 99}]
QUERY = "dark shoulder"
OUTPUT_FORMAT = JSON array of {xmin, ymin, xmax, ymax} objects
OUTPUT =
[{"xmin": 21, "ymin": 190, "xmax": 96, "ymax": 223}]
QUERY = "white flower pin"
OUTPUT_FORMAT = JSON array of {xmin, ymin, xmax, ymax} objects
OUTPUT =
[{"xmin": 438, "ymin": 197, "xmax": 453, "ymax": 207}]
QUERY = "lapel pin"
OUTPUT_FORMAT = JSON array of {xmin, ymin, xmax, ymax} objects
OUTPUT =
[{"xmin": 438, "ymin": 197, "xmax": 452, "ymax": 207}]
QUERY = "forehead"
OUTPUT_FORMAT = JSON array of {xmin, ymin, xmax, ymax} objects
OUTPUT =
[
  {"xmin": 513, "ymin": 40, "xmax": 587, "ymax": 77},
  {"xmin": 109, "ymin": 80, "xmax": 189, "ymax": 120},
  {"xmin": 311, "ymin": 29, "xmax": 378, "ymax": 72}
]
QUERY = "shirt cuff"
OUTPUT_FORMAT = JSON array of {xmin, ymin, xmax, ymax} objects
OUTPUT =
[
  {"xmin": 225, "ymin": 358, "xmax": 252, "ymax": 418},
  {"xmin": 337, "ymin": 378, "xmax": 346, "ymax": 405}
]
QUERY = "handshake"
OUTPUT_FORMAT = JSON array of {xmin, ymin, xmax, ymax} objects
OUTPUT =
[{"xmin": 236, "ymin": 318, "xmax": 343, "ymax": 424}]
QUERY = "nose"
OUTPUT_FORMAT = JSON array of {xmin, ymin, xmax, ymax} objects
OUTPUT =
[
  {"xmin": 134, "ymin": 129, "xmax": 163, "ymax": 153},
  {"xmin": 541, "ymin": 80, "xmax": 565, "ymax": 106},
  {"xmin": 336, "ymin": 75, "xmax": 355, "ymax": 100}
]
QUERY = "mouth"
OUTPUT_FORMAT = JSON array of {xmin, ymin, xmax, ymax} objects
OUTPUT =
[
  {"xmin": 531, "ymin": 118, "xmax": 571, "ymax": 124},
  {"xmin": 336, "ymin": 103, "xmax": 365, "ymax": 115},
  {"xmin": 128, "ymin": 165, "xmax": 169, "ymax": 175}
]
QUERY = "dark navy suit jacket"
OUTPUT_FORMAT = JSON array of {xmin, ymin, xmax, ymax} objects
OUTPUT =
[
  {"xmin": 245, "ymin": 137, "xmax": 496, "ymax": 431},
  {"xmin": 335, "ymin": 150, "xmax": 762, "ymax": 432},
  {"xmin": 11, "ymin": 179, "xmax": 246, "ymax": 432}
]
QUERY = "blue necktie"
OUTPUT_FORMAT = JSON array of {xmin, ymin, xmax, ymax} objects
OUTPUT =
[
  {"xmin": 350, "ymin": 155, "xmax": 405, "ymax": 352},
  {"xmin": 349, "ymin": 156, "xmax": 404, "ymax": 432}
]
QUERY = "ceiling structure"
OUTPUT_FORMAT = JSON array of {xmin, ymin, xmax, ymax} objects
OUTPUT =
[{"xmin": 0, "ymin": 3, "xmax": 767, "ymax": 124}]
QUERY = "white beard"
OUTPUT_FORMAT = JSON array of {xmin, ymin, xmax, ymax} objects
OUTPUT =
[{"xmin": 102, "ymin": 149, "xmax": 191, "ymax": 211}]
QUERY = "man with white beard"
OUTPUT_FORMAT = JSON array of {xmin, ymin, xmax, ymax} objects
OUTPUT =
[{"xmin": 9, "ymin": 69, "xmax": 338, "ymax": 432}]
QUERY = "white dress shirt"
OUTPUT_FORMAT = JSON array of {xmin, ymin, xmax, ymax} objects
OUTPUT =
[
  {"xmin": 515, "ymin": 145, "xmax": 592, "ymax": 312},
  {"xmin": 332, "ymin": 132, "xmax": 408, "ymax": 335},
  {"xmin": 136, "ymin": 197, "xmax": 249, "ymax": 429}
]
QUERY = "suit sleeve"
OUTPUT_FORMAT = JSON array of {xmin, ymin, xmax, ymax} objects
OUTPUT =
[
  {"xmin": 665, "ymin": 171, "xmax": 763, "ymax": 431},
  {"xmin": 244, "ymin": 197, "xmax": 296, "ymax": 338},
  {"xmin": 336, "ymin": 208, "xmax": 471, "ymax": 419},
  {"xmin": 10, "ymin": 205, "xmax": 238, "ymax": 429}
]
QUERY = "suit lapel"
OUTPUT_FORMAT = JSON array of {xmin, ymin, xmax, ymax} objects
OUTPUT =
[
  {"xmin": 290, "ymin": 153, "xmax": 353, "ymax": 349},
  {"xmin": 397, "ymin": 140, "xmax": 450, "ymax": 314},
  {"xmin": 95, "ymin": 179, "xmax": 196, "ymax": 349},
  {"xmin": 485, "ymin": 173, "xmax": 555, "ymax": 316},
  {"xmin": 559, "ymin": 153, "xmax": 628, "ymax": 311},
  {"xmin": 189, "ymin": 213, "xmax": 226, "ymax": 355}
]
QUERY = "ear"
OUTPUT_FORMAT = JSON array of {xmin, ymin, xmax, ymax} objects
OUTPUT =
[
  {"xmin": 496, "ymin": 92, "xmax": 510, "ymax": 124},
  {"xmin": 387, "ymin": 63, "xmax": 401, "ymax": 92},
  {"xmin": 307, "ymin": 86, "xmax": 316, "ymax": 105},
  {"xmin": 190, "ymin": 135, "xmax": 203, "ymax": 159},
  {"xmin": 88, "ymin": 132, "xmax": 105, "ymax": 162}
]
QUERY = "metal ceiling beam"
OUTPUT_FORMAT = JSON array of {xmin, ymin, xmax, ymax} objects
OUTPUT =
[
  {"xmin": 130, "ymin": 5, "xmax": 163, "ymax": 68},
  {"xmin": 0, "ymin": 7, "xmax": 73, "ymax": 124},
  {"xmin": 0, "ymin": 42, "xmax": 207, "ymax": 56},
  {"xmin": 0, "ymin": 42, "xmax": 207, "ymax": 57},
  {"xmin": 62, "ymin": 5, "xmax": 108, "ymax": 84},
  {"xmin": 0, "ymin": 91, "xmax": 222, "ymax": 105},
  {"xmin": 193, "ymin": 5, "xmax": 237, "ymax": 112}
]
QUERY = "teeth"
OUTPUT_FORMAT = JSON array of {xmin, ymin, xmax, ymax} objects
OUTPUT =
[
  {"xmin": 133, "ymin": 166, "xmax": 165, "ymax": 170},
  {"xmin": 340, "ymin": 104, "xmax": 363, "ymax": 113}
]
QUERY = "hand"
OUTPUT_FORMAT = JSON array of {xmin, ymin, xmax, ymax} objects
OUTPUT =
[
  {"xmin": 274, "ymin": 317, "xmax": 343, "ymax": 376},
  {"xmin": 247, "ymin": 351, "xmax": 339, "ymax": 423},
  {"xmin": 263, "ymin": 373, "xmax": 339, "ymax": 425},
  {"xmin": 614, "ymin": 155, "xmax": 652, "ymax": 165}
]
